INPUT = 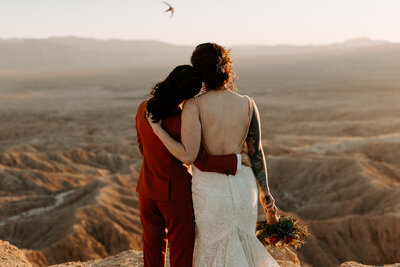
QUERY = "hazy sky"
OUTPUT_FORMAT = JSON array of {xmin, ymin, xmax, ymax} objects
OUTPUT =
[{"xmin": 2, "ymin": 0, "xmax": 400, "ymax": 45}]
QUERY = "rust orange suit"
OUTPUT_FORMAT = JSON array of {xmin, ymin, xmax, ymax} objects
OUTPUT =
[{"xmin": 135, "ymin": 100, "xmax": 238, "ymax": 267}]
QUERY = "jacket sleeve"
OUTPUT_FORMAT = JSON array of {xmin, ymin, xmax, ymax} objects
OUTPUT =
[
  {"xmin": 193, "ymin": 145, "xmax": 237, "ymax": 175},
  {"xmin": 135, "ymin": 106, "xmax": 144, "ymax": 156},
  {"xmin": 136, "ymin": 127, "xmax": 143, "ymax": 155}
]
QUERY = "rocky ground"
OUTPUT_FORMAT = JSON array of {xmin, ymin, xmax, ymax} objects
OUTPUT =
[{"xmin": 4, "ymin": 240, "xmax": 399, "ymax": 267}]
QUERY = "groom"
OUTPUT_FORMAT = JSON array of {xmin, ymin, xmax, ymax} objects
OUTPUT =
[{"xmin": 136, "ymin": 100, "xmax": 245, "ymax": 267}]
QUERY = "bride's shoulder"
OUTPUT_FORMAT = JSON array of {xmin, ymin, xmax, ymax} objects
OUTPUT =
[
  {"xmin": 227, "ymin": 90, "xmax": 250, "ymax": 99},
  {"xmin": 234, "ymin": 94, "xmax": 259, "ymax": 114},
  {"xmin": 183, "ymin": 97, "xmax": 196, "ymax": 106},
  {"xmin": 237, "ymin": 93, "xmax": 256, "ymax": 103},
  {"xmin": 181, "ymin": 98, "xmax": 200, "ymax": 120},
  {"xmin": 232, "ymin": 93, "xmax": 255, "ymax": 105},
  {"xmin": 182, "ymin": 97, "xmax": 198, "ymax": 112}
]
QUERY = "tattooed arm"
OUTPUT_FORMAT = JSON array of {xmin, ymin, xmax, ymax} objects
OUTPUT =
[{"xmin": 246, "ymin": 98, "xmax": 278, "ymax": 217}]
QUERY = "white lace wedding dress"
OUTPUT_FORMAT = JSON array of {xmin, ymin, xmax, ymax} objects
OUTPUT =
[{"xmin": 191, "ymin": 164, "xmax": 280, "ymax": 267}]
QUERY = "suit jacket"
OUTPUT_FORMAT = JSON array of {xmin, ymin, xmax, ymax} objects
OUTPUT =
[{"xmin": 135, "ymin": 100, "xmax": 238, "ymax": 201}]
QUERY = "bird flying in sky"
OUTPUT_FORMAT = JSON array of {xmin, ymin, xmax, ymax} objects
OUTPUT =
[{"xmin": 162, "ymin": 1, "xmax": 174, "ymax": 17}]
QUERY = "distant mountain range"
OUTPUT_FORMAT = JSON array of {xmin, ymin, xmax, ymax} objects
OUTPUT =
[
  {"xmin": 336, "ymin": 37, "xmax": 389, "ymax": 47},
  {"xmin": 0, "ymin": 37, "xmax": 397, "ymax": 74},
  {"xmin": 0, "ymin": 37, "xmax": 193, "ymax": 73}
]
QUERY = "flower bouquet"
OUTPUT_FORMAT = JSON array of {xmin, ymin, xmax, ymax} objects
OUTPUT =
[{"xmin": 256, "ymin": 212, "xmax": 310, "ymax": 249}]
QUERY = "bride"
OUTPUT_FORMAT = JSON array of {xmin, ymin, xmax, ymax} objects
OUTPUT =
[{"xmin": 148, "ymin": 43, "xmax": 279, "ymax": 267}]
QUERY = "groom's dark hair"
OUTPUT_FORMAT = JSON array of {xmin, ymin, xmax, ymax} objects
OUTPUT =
[{"xmin": 146, "ymin": 65, "xmax": 202, "ymax": 123}]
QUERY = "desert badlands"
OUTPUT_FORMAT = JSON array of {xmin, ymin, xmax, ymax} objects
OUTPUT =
[{"xmin": 0, "ymin": 37, "xmax": 399, "ymax": 266}]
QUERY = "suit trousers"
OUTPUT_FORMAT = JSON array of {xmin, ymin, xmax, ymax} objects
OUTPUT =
[{"xmin": 139, "ymin": 194, "xmax": 195, "ymax": 267}]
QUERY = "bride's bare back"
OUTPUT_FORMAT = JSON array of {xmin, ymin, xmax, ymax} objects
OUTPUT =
[
  {"xmin": 195, "ymin": 89, "xmax": 252, "ymax": 155},
  {"xmin": 148, "ymin": 42, "xmax": 278, "ymax": 224}
]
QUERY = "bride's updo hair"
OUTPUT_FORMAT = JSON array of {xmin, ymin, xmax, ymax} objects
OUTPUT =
[
  {"xmin": 191, "ymin": 42, "xmax": 236, "ymax": 91},
  {"xmin": 146, "ymin": 65, "xmax": 202, "ymax": 123}
]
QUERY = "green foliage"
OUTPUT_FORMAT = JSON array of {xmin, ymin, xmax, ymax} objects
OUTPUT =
[{"xmin": 256, "ymin": 216, "xmax": 310, "ymax": 249}]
